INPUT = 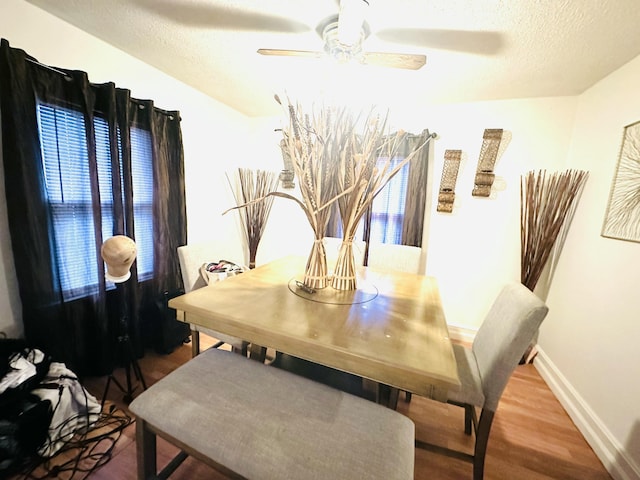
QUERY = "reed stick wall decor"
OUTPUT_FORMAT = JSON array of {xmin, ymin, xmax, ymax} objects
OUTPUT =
[
  {"xmin": 437, "ymin": 149, "xmax": 462, "ymax": 213},
  {"xmin": 227, "ymin": 168, "xmax": 279, "ymax": 269},
  {"xmin": 472, "ymin": 128, "xmax": 504, "ymax": 197},
  {"xmin": 520, "ymin": 169, "xmax": 589, "ymax": 291}
]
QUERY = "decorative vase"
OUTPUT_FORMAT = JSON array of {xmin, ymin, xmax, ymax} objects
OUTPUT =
[
  {"xmin": 304, "ymin": 238, "xmax": 328, "ymax": 289},
  {"xmin": 331, "ymin": 238, "xmax": 358, "ymax": 290}
]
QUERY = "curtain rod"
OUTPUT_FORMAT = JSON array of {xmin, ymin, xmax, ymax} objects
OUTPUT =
[
  {"xmin": 25, "ymin": 57, "xmax": 70, "ymax": 77},
  {"xmin": 23, "ymin": 57, "xmax": 180, "ymax": 120}
]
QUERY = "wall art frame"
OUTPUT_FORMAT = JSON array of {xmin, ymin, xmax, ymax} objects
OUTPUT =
[{"xmin": 602, "ymin": 120, "xmax": 640, "ymax": 242}]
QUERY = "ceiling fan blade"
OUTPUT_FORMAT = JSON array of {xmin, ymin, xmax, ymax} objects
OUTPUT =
[
  {"xmin": 257, "ymin": 49, "xmax": 325, "ymax": 60},
  {"xmin": 360, "ymin": 52, "xmax": 426, "ymax": 70},
  {"xmin": 376, "ymin": 28, "xmax": 504, "ymax": 56},
  {"xmin": 138, "ymin": 1, "xmax": 309, "ymax": 33}
]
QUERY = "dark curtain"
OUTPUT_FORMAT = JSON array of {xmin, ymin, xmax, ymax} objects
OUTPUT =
[
  {"xmin": 396, "ymin": 129, "xmax": 432, "ymax": 247},
  {"xmin": 0, "ymin": 39, "xmax": 186, "ymax": 376}
]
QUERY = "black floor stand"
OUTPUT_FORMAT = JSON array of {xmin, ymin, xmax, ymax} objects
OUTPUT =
[{"xmin": 101, "ymin": 283, "xmax": 147, "ymax": 410}]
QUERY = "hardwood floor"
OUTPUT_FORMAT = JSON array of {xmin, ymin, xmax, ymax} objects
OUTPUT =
[{"xmin": 17, "ymin": 336, "xmax": 612, "ymax": 480}]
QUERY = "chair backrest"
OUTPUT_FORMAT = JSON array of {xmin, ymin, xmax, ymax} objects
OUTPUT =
[
  {"xmin": 367, "ymin": 242, "xmax": 422, "ymax": 274},
  {"xmin": 177, "ymin": 241, "xmax": 245, "ymax": 293},
  {"xmin": 472, "ymin": 282, "xmax": 548, "ymax": 411}
]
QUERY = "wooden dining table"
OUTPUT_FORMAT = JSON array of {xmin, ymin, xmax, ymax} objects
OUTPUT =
[{"xmin": 169, "ymin": 255, "xmax": 460, "ymax": 406}]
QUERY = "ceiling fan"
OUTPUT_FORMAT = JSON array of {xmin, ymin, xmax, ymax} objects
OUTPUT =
[{"xmin": 257, "ymin": 0, "xmax": 427, "ymax": 70}]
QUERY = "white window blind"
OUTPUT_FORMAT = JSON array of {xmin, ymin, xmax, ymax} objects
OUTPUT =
[
  {"xmin": 130, "ymin": 127, "xmax": 154, "ymax": 280},
  {"xmin": 37, "ymin": 101, "xmax": 154, "ymax": 300},
  {"xmin": 368, "ymin": 155, "xmax": 409, "ymax": 244}
]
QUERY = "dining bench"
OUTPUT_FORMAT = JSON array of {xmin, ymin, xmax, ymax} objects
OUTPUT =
[{"xmin": 128, "ymin": 347, "xmax": 415, "ymax": 480}]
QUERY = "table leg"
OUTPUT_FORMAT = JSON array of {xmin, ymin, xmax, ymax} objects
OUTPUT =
[
  {"xmin": 363, "ymin": 379, "xmax": 400, "ymax": 409},
  {"xmin": 377, "ymin": 384, "xmax": 400, "ymax": 409},
  {"xmin": 249, "ymin": 344, "xmax": 267, "ymax": 363}
]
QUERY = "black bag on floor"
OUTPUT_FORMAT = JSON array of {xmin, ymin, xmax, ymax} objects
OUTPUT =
[
  {"xmin": 0, "ymin": 393, "xmax": 53, "ymax": 476},
  {"xmin": 0, "ymin": 341, "xmax": 54, "ymax": 476},
  {"xmin": 141, "ymin": 290, "xmax": 191, "ymax": 354}
]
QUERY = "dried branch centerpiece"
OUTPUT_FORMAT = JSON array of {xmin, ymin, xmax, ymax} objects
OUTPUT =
[
  {"xmin": 225, "ymin": 99, "xmax": 430, "ymax": 292},
  {"xmin": 273, "ymin": 100, "xmax": 356, "ymax": 289},
  {"xmin": 224, "ymin": 100, "xmax": 352, "ymax": 288},
  {"xmin": 331, "ymin": 113, "xmax": 432, "ymax": 290}
]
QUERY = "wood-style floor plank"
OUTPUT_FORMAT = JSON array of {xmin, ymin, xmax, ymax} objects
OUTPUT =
[{"xmin": 13, "ymin": 336, "xmax": 612, "ymax": 479}]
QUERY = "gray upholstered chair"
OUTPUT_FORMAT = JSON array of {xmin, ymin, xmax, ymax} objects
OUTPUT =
[
  {"xmin": 177, "ymin": 242, "xmax": 249, "ymax": 357},
  {"xmin": 415, "ymin": 282, "xmax": 549, "ymax": 480}
]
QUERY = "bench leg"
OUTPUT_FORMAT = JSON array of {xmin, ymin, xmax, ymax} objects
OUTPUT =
[{"xmin": 136, "ymin": 419, "xmax": 157, "ymax": 480}]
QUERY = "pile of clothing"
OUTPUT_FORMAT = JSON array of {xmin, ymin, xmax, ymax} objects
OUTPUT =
[{"xmin": 0, "ymin": 338, "xmax": 100, "ymax": 476}]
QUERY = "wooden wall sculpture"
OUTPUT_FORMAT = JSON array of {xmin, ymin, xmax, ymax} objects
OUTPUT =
[
  {"xmin": 472, "ymin": 128, "xmax": 504, "ymax": 197},
  {"xmin": 437, "ymin": 149, "xmax": 462, "ymax": 213}
]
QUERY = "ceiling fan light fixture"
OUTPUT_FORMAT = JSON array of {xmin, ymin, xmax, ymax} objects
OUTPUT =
[
  {"xmin": 323, "ymin": 21, "xmax": 364, "ymax": 63},
  {"xmin": 337, "ymin": 0, "xmax": 369, "ymax": 46},
  {"xmin": 257, "ymin": 1, "xmax": 426, "ymax": 71}
]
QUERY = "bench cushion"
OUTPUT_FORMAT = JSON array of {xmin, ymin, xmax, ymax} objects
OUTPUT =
[{"xmin": 129, "ymin": 348, "xmax": 414, "ymax": 480}]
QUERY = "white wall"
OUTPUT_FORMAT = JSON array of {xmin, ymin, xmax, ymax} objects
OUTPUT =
[
  {"xmin": 395, "ymin": 98, "xmax": 578, "ymax": 330},
  {"xmin": 536, "ymin": 54, "xmax": 640, "ymax": 479},
  {"xmin": 0, "ymin": 0, "xmax": 252, "ymax": 335}
]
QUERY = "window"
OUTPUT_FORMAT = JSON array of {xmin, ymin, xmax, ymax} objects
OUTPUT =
[
  {"xmin": 368, "ymin": 155, "xmax": 410, "ymax": 244},
  {"xmin": 37, "ymin": 101, "xmax": 154, "ymax": 300},
  {"xmin": 129, "ymin": 127, "xmax": 154, "ymax": 280}
]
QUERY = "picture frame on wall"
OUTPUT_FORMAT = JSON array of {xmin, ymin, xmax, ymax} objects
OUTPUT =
[{"xmin": 601, "ymin": 120, "xmax": 640, "ymax": 243}]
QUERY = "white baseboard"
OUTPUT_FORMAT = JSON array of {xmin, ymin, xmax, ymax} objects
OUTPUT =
[{"xmin": 534, "ymin": 347, "xmax": 640, "ymax": 480}]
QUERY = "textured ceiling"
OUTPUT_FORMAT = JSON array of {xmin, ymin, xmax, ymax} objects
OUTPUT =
[{"xmin": 25, "ymin": 0, "xmax": 640, "ymax": 117}]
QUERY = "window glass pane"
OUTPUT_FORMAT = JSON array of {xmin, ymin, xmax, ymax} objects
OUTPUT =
[
  {"xmin": 94, "ymin": 116, "xmax": 115, "ymax": 246},
  {"xmin": 37, "ymin": 103, "xmax": 99, "ymax": 300},
  {"xmin": 37, "ymin": 101, "xmax": 156, "ymax": 299},
  {"xmin": 130, "ymin": 127, "xmax": 154, "ymax": 280},
  {"xmin": 369, "ymin": 156, "xmax": 408, "ymax": 244}
]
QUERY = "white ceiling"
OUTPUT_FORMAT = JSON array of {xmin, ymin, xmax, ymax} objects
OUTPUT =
[{"xmin": 25, "ymin": 0, "xmax": 640, "ymax": 117}]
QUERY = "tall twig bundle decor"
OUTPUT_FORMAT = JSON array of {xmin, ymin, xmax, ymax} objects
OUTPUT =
[
  {"xmin": 223, "ymin": 100, "xmax": 353, "ymax": 288},
  {"xmin": 520, "ymin": 169, "xmax": 589, "ymax": 291},
  {"xmin": 226, "ymin": 168, "xmax": 279, "ymax": 269},
  {"xmin": 273, "ymin": 98, "xmax": 357, "ymax": 288},
  {"xmin": 331, "ymin": 115, "xmax": 432, "ymax": 290}
]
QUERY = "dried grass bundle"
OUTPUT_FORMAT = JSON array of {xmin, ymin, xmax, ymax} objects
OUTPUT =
[
  {"xmin": 226, "ymin": 168, "xmax": 279, "ymax": 269},
  {"xmin": 520, "ymin": 169, "xmax": 589, "ymax": 291},
  {"xmin": 331, "ymin": 113, "xmax": 432, "ymax": 290},
  {"xmin": 223, "ymin": 100, "xmax": 354, "ymax": 288},
  {"xmin": 274, "ymin": 101, "xmax": 359, "ymax": 288}
]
